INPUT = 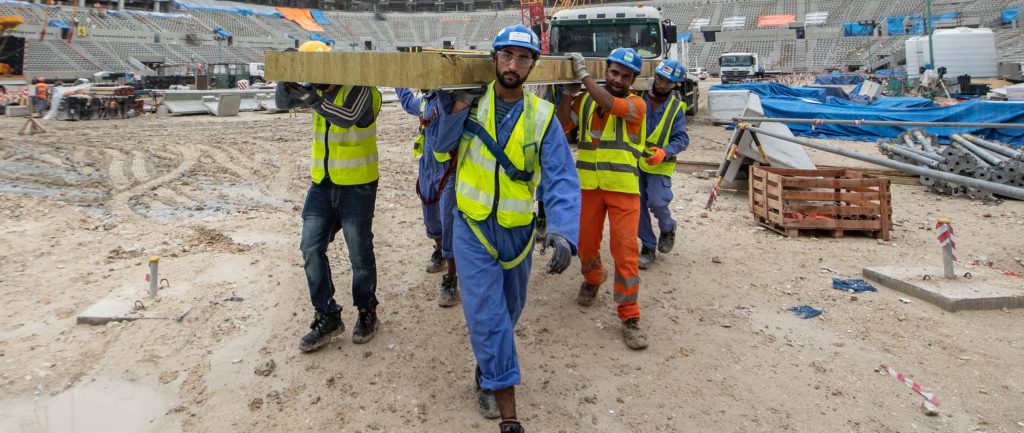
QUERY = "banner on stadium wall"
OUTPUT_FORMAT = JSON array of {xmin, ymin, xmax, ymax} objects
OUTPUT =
[{"xmin": 756, "ymin": 14, "xmax": 795, "ymax": 27}]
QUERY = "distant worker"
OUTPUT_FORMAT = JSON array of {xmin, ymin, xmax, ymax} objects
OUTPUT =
[
  {"xmin": 433, "ymin": 25, "xmax": 580, "ymax": 433},
  {"xmin": 395, "ymin": 87, "xmax": 459, "ymax": 306},
  {"xmin": 557, "ymin": 48, "xmax": 649, "ymax": 350},
  {"xmin": 635, "ymin": 59, "xmax": 689, "ymax": 269},
  {"xmin": 32, "ymin": 77, "xmax": 47, "ymax": 115},
  {"xmin": 275, "ymin": 41, "xmax": 384, "ymax": 352}
]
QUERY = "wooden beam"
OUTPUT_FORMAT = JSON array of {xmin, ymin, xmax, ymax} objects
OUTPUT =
[{"xmin": 264, "ymin": 51, "xmax": 656, "ymax": 89}]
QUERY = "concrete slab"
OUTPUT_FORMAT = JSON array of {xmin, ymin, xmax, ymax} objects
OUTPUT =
[
  {"xmin": 864, "ymin": 266, "xmax": 1024, "ymax": 312},
  {"xmin": 77, "ymin": 282, "xmax": 194, "ymax": 325}
]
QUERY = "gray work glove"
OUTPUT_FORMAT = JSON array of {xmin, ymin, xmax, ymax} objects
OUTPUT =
[
  {"xmin": 561, "ymin": 83, "xmax": 582, "ymax": 96},
  {"xmin": 454, "ymin": 86, "xmax": 486, "ymax": 105},
  {"xmin": 283, "ymin": 82, "xmax": 322, "ymax": 106},
  {"xmin": 540, "ymin": 233, "xmax": 572, "ymax": 275},
  {"xmin": 567, "ymin": 52, "xmax": 590, "ymax": 82}
]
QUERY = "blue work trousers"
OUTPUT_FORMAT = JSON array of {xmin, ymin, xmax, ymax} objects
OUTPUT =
[
  {"xmin": 300, "ymin": 180, "xmax": 379, "ymax": 314},
  {"xmin": 638, "ymin": 172, "xmax": 676, "ymax": 250},
  {"xmin": 419, "ymin": 157, "xmax": 456, "ymax": 259},
  {"xmin": 453, "ymin": 213, "xmax": 533, "ymax": 391}
]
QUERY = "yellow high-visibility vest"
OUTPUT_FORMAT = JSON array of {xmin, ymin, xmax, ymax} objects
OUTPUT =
[
  {"xmin": 639, "ymin": 94, "xmax": 685, "ymax": 176},
  {"xmin": 576, "ymin": 94, "xmax": 646, "ymax": 194},
  {"xmin": 310, "ymin": 86, "xmax": 382, "ymax": 185}
]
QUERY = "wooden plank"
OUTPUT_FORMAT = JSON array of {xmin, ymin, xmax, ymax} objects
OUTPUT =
[
  {"xmin": 784, "ymin": 204, "xmax": 881, "ymax": 216},
  {"xmin": 781, "ymin": 178, "xmax": 883, "ymax": 189},
  {"xmin": 264, "ymin": 51, "xmax": 657, "ymax": 88},
  {"xmin": 782, "ymin": 191, "xmax": 881, "ymax": 202},
  {"xmin": 781, "ymin": 219, "xmax": 882, "ymax": 230}
]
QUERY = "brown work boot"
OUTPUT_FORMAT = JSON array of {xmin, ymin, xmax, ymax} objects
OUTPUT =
[
  {"xmin": 576, "ymin": 281, "xmax": 600, "ymax": 307},
  {"xmin": 622, "ymin": 318, "xmax": 648, "ymax": 350}
]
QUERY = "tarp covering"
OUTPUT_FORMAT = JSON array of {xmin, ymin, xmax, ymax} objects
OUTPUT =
[
  {"xmin": 172, "ymin": 0, "xmax": 279, "ymax": 17},
  {"xmin": 310, "ymin": 9, "xmax": 329, "ymax": 25},
  {"xmin": 1003, "ymin": 8, "xmax": 1023, "ymax": 24},
  {"xmin": 276, "ymin": 7, "xmax": 323, "ymax": 32},
  {"xmin": 886, "ymin": 13, "xmax": 959, "ymax": 36},
  {"xmin": 213, "ymin": 27, "xmax": 231, "ymax": 38},
  {"xmin": 823, "ymin": 95, "xmax": 936, "ymax": 109},
  {"xmin": 47, "ymin": 20, "xmax": 70, "ymax": 29},
  {"xmin": 678, "ymin": 33, "xmax": 692, "ymax": 43},
  {"xmin": 309, "ymin": 32, "xmax": 334, "ymax": 46},
  {"xmin": 756, "ymin": 14, "xmax": 795, "ymax": 27},
  {"xmin": 815, "ymin": 73, "xmax": 864, "ymax": 85},
  {"xmin": 759, "ymin": 98, "xmax": 1024, "ymax": 145},
  {"xmin": 843, "ymin": 22, "xmax": 872, "ymax": 36},
  {"xmin": 711, "ymin": 82, "xmax": 848, "ymax": 103},
  {"xmin": 873, "ymin": 69, "xmax": 906, "ymax": 78}
]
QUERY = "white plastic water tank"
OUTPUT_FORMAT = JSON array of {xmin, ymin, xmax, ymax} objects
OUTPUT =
[{"xmin": 905, "ymin": 27, "xmax": 998, "ymax": 78}]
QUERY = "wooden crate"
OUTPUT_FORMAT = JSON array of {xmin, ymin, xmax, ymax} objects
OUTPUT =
[{"xmin": 749, "ymin": 166, "xmax": 892, "ymax": 240}]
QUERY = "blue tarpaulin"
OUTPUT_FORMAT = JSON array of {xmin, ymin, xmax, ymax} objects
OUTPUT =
[
  {"xmin": 759, "ymin": 97, "xmax": 1024, "ymax": 145},
  {"xmin": 212, "ymin": 27, "xmax": 232, "ymax": 38},
  {"xmin": 310, "ymin": 9, "xmax": 330, "ymax": 25},
  {"xmin": 173, "ymin": 0, "xmax": 276, "ymax": 16},
  {"xmin": 832, "ymin": 278, "xmax": 878, "ymax": 293},
  {"xmin": 309, "ymin": 32, "xmax": 334, "ymax": 46},
  {"xmin": 711, "ymin": 82, "xmax": 848, "ymax": 103},
  {"xmin": 824, "ymin": 96, "xmax": 936, "ymax": 109},
  {"xmin": 123, "ymin": 10, "xmax": 187, "ymax": 19},
  {"xmin": 47, "ymin": 20, "xmax": 70, "ymax": 29},
  {"xmin": 843, "ymin": 22, "xmax": 872, "ymax": 36},
  {"xmin": 678, "ymin": 33, "xmax": 692, "ymax": 43},
  {"xmin": 886, "ymin": 13, "xmax": 959, "ymax": 35},
  {"xmin": 1003, "ymin": 8, "xmax": 1023, "ymax": 24},
  {"xmin": 255, "ymin": 10, "xmax": 283, "ymax": 18},
  {"xmin": 815, "ymin": 73, "xmax": 864, "ymax": 85}
]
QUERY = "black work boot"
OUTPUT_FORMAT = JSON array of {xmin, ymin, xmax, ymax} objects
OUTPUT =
[
  {"xmin": 351, "ymin": 307, "xmax": 378, "ymax": 344},
  {"xmin": 499, "ymin": 420, "xmax": 525, "ymax": 433},
  {"xmin": 576, "ymin": 281, "xmax": 600, "ymax": 307},
  {"xmin": 426, "ymin": 246, "xmax": 445, "ymax": 273},
  {"xmin": 639, "ymin": 246, "xmax": 656, "ymax": 270},
  {"xmin": 438, "ymin": 274, "xmax": 459, "ymax": 307},
  {"xmin": 298, "ymin": 311, "xmax": 344, "ymax": 352},
  {"xmin": 475, "ymin": 366, "xmax": 500, "ymax": 419},
  {"xmin": 658, "ymin": 229, "xmax": 676, "ymax": 254}
]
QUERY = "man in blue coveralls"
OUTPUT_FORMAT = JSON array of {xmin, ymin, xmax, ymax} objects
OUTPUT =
[
  {"xmin": 433, "ymin": 25, "xmax": 581, "ymax": 433},
  {"xmin": 395, "ymin": 87, "xmax": 460, "ymax": 306},
  {"xmin": 636, "ymin": 59, "xmax": 689, "ymax": 269}
]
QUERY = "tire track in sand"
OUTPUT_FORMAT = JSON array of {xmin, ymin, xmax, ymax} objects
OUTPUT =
[
  {"xmin": 130, "ymin": 150, "xmax": 151, "ymax": 182},
  {"xmin": 105, "ymin": 149, "xmax": 131, "ymax": 190},
  {"xmin": 106, "ymin": 144, "xmax": 199, "ymax": 221}
]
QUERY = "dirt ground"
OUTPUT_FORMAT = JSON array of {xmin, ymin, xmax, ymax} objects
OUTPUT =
[{"xmin": 1, "ymin": 85, "xmax": 1023, "ymax": 433}]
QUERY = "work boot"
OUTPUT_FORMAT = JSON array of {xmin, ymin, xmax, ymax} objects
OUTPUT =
[
  {"xmin": 658, "ymin": 229, "xmax": 676, "ymax": 254},
  {"xmin": 638, "ymin": 246, "xmax": 656, "ymax": 270},
  {"xmin": 576, "ymin": 281, "xmax": 600, "ymax": 307},
  {"xmin": 499, "ymin": 420, "xmax": 525, "ymax": 433},
  {"xmin": 534, "ymin": 215, "xmax": 547, "ymax": 242},
  {"xmin": 438, "ymin": 274, "xmax": 460, "ymax": 307},
  {"xmin": 351, "ymin": 307, "xmax": 378, "ymax": 344},
  {"xmin": 426, "ymin": 246, "xmax": 445, "ymax": 273},
  {"xmin": 475, "ymin": 366, "xmax": 500, "ymax": 419},
  {"xmin": 622, "ymin": 317, "xmax": 649, "ymax": 350},
  {"xmin": 298, "ymin": 311, "xmax": 344, "ymax": 352}
]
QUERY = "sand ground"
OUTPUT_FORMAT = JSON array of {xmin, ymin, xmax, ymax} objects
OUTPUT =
[{"xmin": 1, "ymin": 81, "xmax": 1023, "ymax": 433}]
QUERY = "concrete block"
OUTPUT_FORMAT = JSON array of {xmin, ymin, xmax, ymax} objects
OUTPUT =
[
  {"xmin": 864, "ymin": 266, "xmax": 1024, "ymax": 312},
  {"xmin": 5, "ymin": 105, "xmax": 30, "ymax": 117}
]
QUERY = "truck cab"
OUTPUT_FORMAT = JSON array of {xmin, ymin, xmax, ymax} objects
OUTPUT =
[
  {"xmin": 719, "ymin": 52, "xmax": 761, "ymax": 84},
  {"xmin": 548, "ymin": 5, "xmax": 698, "ymax": 115}
]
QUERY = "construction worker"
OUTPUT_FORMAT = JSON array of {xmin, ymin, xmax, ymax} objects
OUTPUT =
[
  {"xmin": 636, "ymin": 59, "xmax": 689, "ymax": 269},
  {"xmin": 395, "ymin": 87, "xmax": 459, "ymax": 306},
  {"xmin": 432, "ymin": 24, "xmax": 580, "ymax": 433},
  {"xmin": 275, "ymin": 40, "xmax": 384, "ymax": 352},
  {"xmin": 556, "ymin": 48, "xmax": 649, "ymax": 350},
  {"xmin": 31, "ymin": 77, "xmax": 47, "ymax": 115}
]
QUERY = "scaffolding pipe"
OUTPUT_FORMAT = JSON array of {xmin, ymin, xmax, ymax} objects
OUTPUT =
[
  {"xmin": 879, "ymin": 143, "xmax": 942, "ymax": 168},
  {"xmin": 740, "ymin": 124, "xmax": 1024, "ymax": 200},
  {"xmin": 962, "ymin": 134, "xmax": 1023, "ymax": 159},
  {"xmin": 913, "ymin": 130, "xmax": 940, "ymax": 155},
  {"xmin": 951, "ymin": 133, "xmax": 1004, "ymax": 165},
  {"xmin": 733, "ymin": 117, "xmax": 1024, "ymax": 129}
]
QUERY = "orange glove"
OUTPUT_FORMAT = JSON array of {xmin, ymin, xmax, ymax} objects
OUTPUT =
[{"xmin": 645, "ymin": 147, "xmax": 667, "ymax": 165}]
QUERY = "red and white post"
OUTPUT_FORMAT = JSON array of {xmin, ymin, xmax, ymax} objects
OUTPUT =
[{"xmin": 935, "ymin": 218, "xmax": 957, "ymax": 279}]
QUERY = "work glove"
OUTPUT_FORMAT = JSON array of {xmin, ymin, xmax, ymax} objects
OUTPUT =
[
  {"xmin": 567, "ymin": 52, "xmax": 590, "ymax": 82},
  {"xmin": 283, "ymin": 82, "xmax": 322, "ymax": 107},
  {"xmin": 540, "ymin": 233, "xmax": 572, "ymax": 275},
  {"xmin": 454, "ymin": 86, "xmax": 486, "ymax": 106},
  {"xmin": 645, "ymin": 147, "xmax": 667, "ymax": 165},
  {"xmin": 561, "ymin": 83, "xmax": 582, "ymax": 96}
]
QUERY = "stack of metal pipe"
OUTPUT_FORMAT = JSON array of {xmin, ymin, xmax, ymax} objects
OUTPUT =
[{"xmin": 877, "ymin": 129, "xmax": 1024, "ymax": 201}]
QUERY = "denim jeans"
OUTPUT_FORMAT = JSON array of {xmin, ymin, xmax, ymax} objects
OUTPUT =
[{"xmin": 300, "ymin": 180, "xmax": 379, "ymax": 314}]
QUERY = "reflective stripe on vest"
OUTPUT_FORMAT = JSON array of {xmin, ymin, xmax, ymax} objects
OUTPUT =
[
  {"xmin": 456, "ymin": 81, "xmax": 554, "ymax": 228},
  {"xmin": 639, "ymin": 95, "xmax": 683, "ymax": 176},
  {"xmin": 413, "ymin": 98, "xmax": 426, "ymax": 158},
  {"xmin": 576, "ymin": 94, "xmax": 645, "ymax": 194},
  {"xmin": 311, "ymin": 86, "xmax": 382, "ymax": 185}
]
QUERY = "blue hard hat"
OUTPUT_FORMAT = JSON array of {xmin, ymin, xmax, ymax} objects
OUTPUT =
[
  {"xmin": 655, "ymin": 59, "xmax": 685, "ymax": 83},
  {"xmin": 606, "ymin": 47, "xmax": 643, "ymax": 74},
  {"xmin": 492, "ymin": 25, "xmax": 541, "ymax": 55}
]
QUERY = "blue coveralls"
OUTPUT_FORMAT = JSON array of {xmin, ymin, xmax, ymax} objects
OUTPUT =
[
  {"xmin": 638, "ymin": 91, "xmax": 690, "ymax": 250},
  {"xmin": 434, "ymin": 91, "xmax": 581, "ymax": 392},
  {"xmin": 396, "ymin": 88, "xmax": 456, "ymax": 260}
]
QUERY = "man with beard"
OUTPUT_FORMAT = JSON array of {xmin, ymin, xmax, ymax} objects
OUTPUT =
[
  {"xmin": 432, "ymin": 25, "xmax": 581, "ymax": 433},
  {"xmin": 636, "ymin": 59, "xmax": 690, "ymax": 269},
  {"xmin": 556, "ymin": 48, "xmax": 649, "ymax": 350}
]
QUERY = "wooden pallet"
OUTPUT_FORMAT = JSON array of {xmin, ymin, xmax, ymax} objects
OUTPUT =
[{"xmin": 749, "ymin": 166, "xmax": 892, "ymax": 240}]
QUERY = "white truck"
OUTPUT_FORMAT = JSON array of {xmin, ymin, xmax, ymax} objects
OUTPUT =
[
  {"xmin": 547, "ymin": 5, "xmax": 698, "ymax": 115},
  {"xmin": 719, "ymin": 52, "xmax": 762, "ymax": 84}
]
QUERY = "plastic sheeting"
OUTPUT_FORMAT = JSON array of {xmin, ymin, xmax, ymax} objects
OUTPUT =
[
  {"xmin": 823, "ymin": 96, "xmax": 936, "ymax": 109},
  {"xmin": 886, "ymin": 13, "xmax": 959, "ymax": 36},
  {"xmin": 756, "ymin": 14, "xmax": 795, "ymax": 27},
  {"xmin": 310, "ymin": 9, "xmax": 329, "ymax": 26},
  {"xmin": 710, "ymin": 82, "xmax": 848, "ymax": 103},
  {"xmin": 843, "ymin": 22, "xmax": 872, "ymax": 36},
  {"xmin": 309, "ymin": 32, "xmax": 334, "ymax": 46},
  {"xmin": 678, "ymin": 33, "xmax": 692, "ymax": 43},
  {"xmin": 759, "ymin": 97, "xmax": 1024, "ymax": 145},
  {"xmin": 276, "ymin": 7, "xmax": 323, "ymax": 32},
  {"xmin": 1003, "ymin": 8, "xmax": 1022, "ymax": 24},
  {"xmin": 47, "ymin": 20, "xmax": 70, "ymax": 29},
  {"xmin": 213, "ymin": 27, "xmax": 231, "ymax": 38},
  {"xmin": 814, "ymin": 73, "xmax": 864, "ymax": 85}
]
